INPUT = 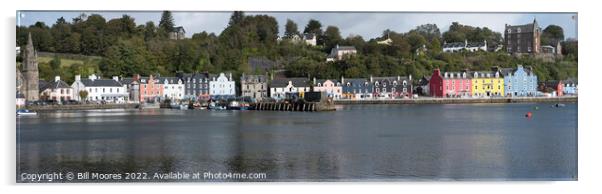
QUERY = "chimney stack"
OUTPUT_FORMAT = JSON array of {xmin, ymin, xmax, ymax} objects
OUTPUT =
[
  {"xmin": 113, "ymin": 76, "xmax": 119, "ymax": 81},
  {"xmin": 75, "ymin": 75, "xmax": 81, "ymax": 82},
  {"xmin": 55, "ymin": 76, "xmax": 60, "ymax": 82}
]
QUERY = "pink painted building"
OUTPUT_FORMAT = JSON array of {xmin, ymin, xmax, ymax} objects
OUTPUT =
[
  {"xmin": 138, "ymin": 75, "xmax": 164, "ymax": 102},
  {"xmin": 429, "ymin": 69, "xmax": 472, "ymax": 97}
]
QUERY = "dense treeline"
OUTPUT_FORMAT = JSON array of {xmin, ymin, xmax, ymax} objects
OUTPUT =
[{"xmin": 16, "ymin": 11, "xmax": 578, "ymax": 84}]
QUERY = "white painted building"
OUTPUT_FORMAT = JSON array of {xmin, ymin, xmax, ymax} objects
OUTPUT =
[
  {"xmin": 39, "ymin": 76, "xmax": 73, "ymax": 102},
  {"xmin": 269, "ymin": 78, "xmax": 311, "ymax": 100},
  {"xmin": 71, "ymin": 74, "xmax": 128, "ymax": 103},
  {"xmin": 326, "ymin": 45, "xmax": 357, "ymax": 62},
  {"xmin": 442, "ymin": 40, "xmax": 487, "ymax": 53},
  {"xmin": 158, "ymin": 77, "xmax": 185, "ymax": 100},
  {"xmin": 209, "ymin": 72, "xmax": 235, "ymax": 99}
]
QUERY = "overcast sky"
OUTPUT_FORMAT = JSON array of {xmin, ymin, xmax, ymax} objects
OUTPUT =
[{"xmin": 17, "ymin": 11, "xmax": 578, "ymax": 40}]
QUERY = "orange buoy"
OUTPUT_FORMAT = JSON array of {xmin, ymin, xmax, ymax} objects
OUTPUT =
[{"xmin": 525, "ymin": 112, "xmax": 532, "ymax": 118}]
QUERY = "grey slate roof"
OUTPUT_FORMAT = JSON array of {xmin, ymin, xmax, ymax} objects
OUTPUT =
[
  {"xmin": 120, "ymin": 78, "xmax": 135, "ymax": 85},
  {"xmin": 39, "ymin": 79, "xmax": 71, "ymax": 92},
  {"xmin": 270, "ymin": 77, "xmax": 310, "ymax": 87},
  {"xmin": 157, "ymin": 77, "xmax": 182, "ymax": 84},
  {"xmin": 81, "ymin": 79, "xmax": 123, "ymax": 87},
  {"xmin": 443, "ymin": 42, "xmax": 465, "ymax": 48}
]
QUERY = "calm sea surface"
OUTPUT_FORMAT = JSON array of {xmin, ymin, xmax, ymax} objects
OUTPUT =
[{"xmin": 16, "ymin": 103, "xmax": 577, "ymax": 181}]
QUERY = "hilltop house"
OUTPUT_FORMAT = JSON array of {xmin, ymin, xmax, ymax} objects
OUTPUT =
[
  {"xmin": 169, "ymin": 26, "xmax": 186, "ymax": 40},
  {"xmin": 326, "ymin": 45, "xmax": 357, "ymax": 62},
  {"xmin": 442, "ymin": 40, "xmax": 487, "ymax": 53},
  {"xmin": 504, "ymin": 19, "xmax": 542, "ymax": 54}
]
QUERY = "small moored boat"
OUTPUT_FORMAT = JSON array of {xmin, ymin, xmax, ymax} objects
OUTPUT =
[{"xmin": 17, "ymin": 109, "xmax": 37, "ymax": 116}]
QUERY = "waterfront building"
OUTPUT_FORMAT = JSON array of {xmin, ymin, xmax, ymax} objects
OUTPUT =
[
  {"xmin": 119, "ymin": 77, "xmax": 139, "ymax": 103},
  {"xmin": 39, "ymin": 76, "xmax": 73, "ymax": 102},
  {"xmin": 341, "ymin": 77, "xmax": 373, "ymax": 99},
  {"xmin": 158, "ymin": 77, "xmax": 185, "ymax": 100},
  {"xmin": 71, "ymin": 74, "xmax": 128, "ymax": 103},
  {"xmin": 563, "ymin": 79, "xmax": 578, "ymax": 95},
  {"xmin": 429, "ymin": 69, "xmax": 472, "ymax": 98},
  {"xmin": 471, "ymin": 71, "xmax": 504, "ymax": 97},
  {"xmin": 415, "ymin": 76, "xmax": 431, "ymax": 96},
  {"xmin": 21, "ymin": 33, "xmax": 39, "ymax": 102},
  {"xmin": 541, "ymin": 80, "xmax": 564, "ymax": 96},
  {"xmin": 371, "ymin": 75, "xmax": 412, "ymax": 99},
  {"xmin": 240, "ymin": 74, "xmax": 268, "ymax": 101},
  {"xmin": 499, "ymin": 65, "xmax": 538, "ymax": 97},
  {"xmin": 180, "ymin": 72, "xmax": 210, "ymax": 101},
  {"xmin": 504, "ymin": 19, "xmax": 542, "ymax": 54},
  {"xmin": 313, "ymin": 78, "xmax": 343, "ymax": 100},
  {"xmin": 442, "ymin": 40, "xmax": 487, "ymax": 53},
  {"xmin": 269, "ymin": 77, "xmax": 311, "ymax": 100},
  {"xmin": 138, "ymin": 75, "xmax": 163, "ymax": 102},
  {"xmin": 209, "ymin": 72, "xmax": 236, "ymax": 99},
  {"xmin": 326, "ymin": 45, "xmax": 357, "ymax": 62}
]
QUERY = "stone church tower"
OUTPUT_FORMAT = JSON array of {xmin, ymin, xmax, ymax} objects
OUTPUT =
[{"xmin": 21, "ymin": 33, "xmax": 39, "ymax": 101}]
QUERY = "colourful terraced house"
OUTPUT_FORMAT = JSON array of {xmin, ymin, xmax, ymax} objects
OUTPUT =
[{"xmin": 471, "ymin": 71, "xmax": 504, "ymax": 97}]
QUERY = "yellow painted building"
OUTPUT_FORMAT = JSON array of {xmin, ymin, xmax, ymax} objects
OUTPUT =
[{"xmin": 471, "ymin": 71, "xmax": 504, "ymax": 97}]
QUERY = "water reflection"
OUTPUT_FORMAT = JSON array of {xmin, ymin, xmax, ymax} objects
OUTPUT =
[{"xmin": 17, "ymin": 103, "xmax": 577, "ymax": 181}]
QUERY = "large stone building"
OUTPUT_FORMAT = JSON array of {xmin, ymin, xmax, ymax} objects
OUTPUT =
[
  {"xmin": 240, "ymin": 74, "xmax": 268, "ymax": 101},
  {"xmin": 21, "ymin": 33, "xmax": 39, "ymax": 101},
  {"xmin": 504, "ymin": 19, "xmax": 542, "ymax": 54}
]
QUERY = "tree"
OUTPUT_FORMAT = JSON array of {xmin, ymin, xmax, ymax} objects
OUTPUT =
[
  {"xmin": 541, "ymin": 25, "xmax": 564, "ymax": 46},
  {"xmin": 144, "ymin": 21, "xmax": 157, "ymax": 41},
  {"xmin": 410, "ymin": 24, "xmax": 441, "ymax": 41},
  {"xmin": 229, "ymin": 11, "xmax": 245, "ymax": 26},
  {"xmin": 284, "ymin": 19, "xmax": 299, "ymax": 38},
  {"xmin": 303, "ymin": 19, "xmax": 322, "ymax": 36},
  {"xmin": 79, "ymin": 90, "xmax": 89, "ymax": 102},
  {"xmin": 159, "ymin": 11, "xmax": 175, "ymax": 36},
  {"xmin": 323, "ymin": 26, "xmax": 343, "ymax": 50}
]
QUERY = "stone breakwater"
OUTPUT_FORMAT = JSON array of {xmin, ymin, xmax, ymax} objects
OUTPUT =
[
  {"xmin": 334, "ymin": 96, "xmax": 578, "ymax": 105},
  {"xmin": 25, "ymin": 103, "xmax": 139, "ymax": 111}
]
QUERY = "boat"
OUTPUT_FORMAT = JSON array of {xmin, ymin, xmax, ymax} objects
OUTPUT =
[
  {"xmin": 208, "ymin": 101, "xmax": 226, "ymax": 110},
  {"xmin": 554, "ymin": 103, "xmax": 566, "ymax": 108},
  {"xmin": 179, "ymin": 104, "xmax": 188, "ymax": 110},
  {"xmin": 227, "ymin": 100, "xmax": 241, "ymax": 110},
  {"xmin": 17, "ymin": 109, "xmax": 37, "ymax": 116}
]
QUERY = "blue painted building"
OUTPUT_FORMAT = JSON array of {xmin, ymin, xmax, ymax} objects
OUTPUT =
[
  {"xmin": 341, "ymin": 77, "xmax": 373, "ymax": 99},
  {"xmin": 563, "ymin": 79, "xmax": 578, "ymax": 95},
  {"xmin": 499, "ymin": 65, "xmax": 538, "ymax": 97}
]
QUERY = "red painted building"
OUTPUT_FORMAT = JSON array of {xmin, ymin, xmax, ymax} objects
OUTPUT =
[
  {"xmin": 139, "ymin": 75, "xmax": 164, "ymax": 102},
  {"xmin": 429, "ymin": 69, "xmax": 472, "ymax": 97}
]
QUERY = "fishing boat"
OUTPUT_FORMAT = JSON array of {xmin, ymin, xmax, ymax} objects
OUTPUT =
[
  {"xmin": 17, "ymin": 109, "xmax": 37, "ymax": 116},
  {"xmin": 179, "ymin": 104, "xmax": 188, "ymax": 110},
  {"xmin": 208, "ymin": 101, "xmax": 226, "ymax": 110},
  {"xmin": 227, "ymin": 100, "xmax": 241, "ymax": 110},
  {"xmin": 554, "ymin": 103, "xmax": 566, "ymax": 108}
]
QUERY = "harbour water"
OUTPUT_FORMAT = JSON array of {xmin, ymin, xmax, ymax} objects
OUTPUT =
[{"xmin": 16, "ymin": 103, "xmax": 577, "ymax": 181}]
